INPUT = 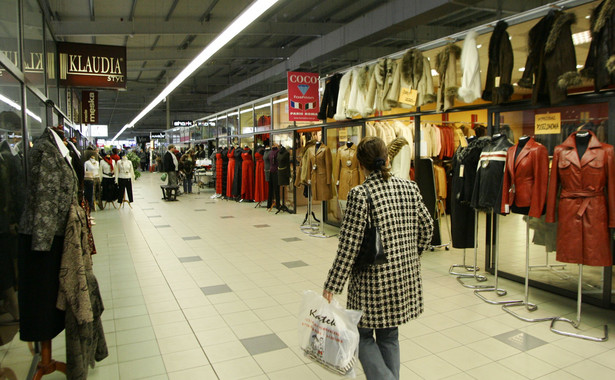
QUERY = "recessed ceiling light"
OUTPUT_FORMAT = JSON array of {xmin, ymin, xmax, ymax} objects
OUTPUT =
[
  {"xmin": 518, "ymin": 68, "xmax": 525, "ymax": 72},
  {"xmin": 572, "ymin": 30, "xmax": 592, "ymax": 45}
]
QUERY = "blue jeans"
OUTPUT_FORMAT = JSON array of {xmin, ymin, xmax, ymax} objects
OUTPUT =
[
  {"xmin": 358, "ymin": 327, "xmax": 399, "ymax": 380},
  {"xmin": 183, "ymin": 174, "xmax": 193, "ymax": 193}
]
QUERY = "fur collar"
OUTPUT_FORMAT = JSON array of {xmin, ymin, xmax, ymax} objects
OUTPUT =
[
  {"xmin": 400, "ymin": 49, "xmax": 424, "ymax": 83},
  {"xmin": 435, "ymin": 44, "xmax": 461, "ymax": 76},
  {"xmin": 374, "ymin": 59, "xmax": 387, "ymax": 86},
  {"xmin": 593, "ymin": 0, "xmax": 615, "ymax": 33},
  {"xmin": 488, "ymin": 21, "xmax": 508, "ymax": 65},
  {"xmin": 545, "ymin": 11, "xmax": 576, "ymax": 54}
]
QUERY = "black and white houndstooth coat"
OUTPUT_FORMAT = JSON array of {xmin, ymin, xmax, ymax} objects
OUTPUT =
[{"xmin": 324, "ymin": 171, "xmax": 433, "ymax": 329}]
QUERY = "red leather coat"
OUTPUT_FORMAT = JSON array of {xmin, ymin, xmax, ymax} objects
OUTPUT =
[
  {"xmin": 501, "ymin": 137, "xmax": 549, "ymax": 218},
  {"xmin": 546, "ymin": 131, "xmax": 615, "ymax": 266}
]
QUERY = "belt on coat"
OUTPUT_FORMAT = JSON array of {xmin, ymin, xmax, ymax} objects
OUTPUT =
[{"xmin": 560, "ymin": 187, "xmax": 604, "ymax": 218}]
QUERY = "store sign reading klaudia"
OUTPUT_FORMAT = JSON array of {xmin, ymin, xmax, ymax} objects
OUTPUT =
[{"xmin": 58, "ymin": 42, "xmax": 126, "ymax": 89}]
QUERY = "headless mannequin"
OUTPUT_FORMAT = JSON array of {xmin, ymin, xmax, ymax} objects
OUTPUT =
[
  {"xmin": 346, "ymin": 141, "xmax": 353, "ymax": 148},
  {"xmin": 511, "ymin": 136, "xmax": 531, "ymax": 215},
  {"xmin": 576, "ymin": 132, "xmax": 590, "ymax": 159}
]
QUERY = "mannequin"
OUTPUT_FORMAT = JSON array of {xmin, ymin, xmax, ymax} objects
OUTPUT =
[
  {"xmin": 226, "ymin": 146, "xmax": 235, "ymax": 198},
  {"xmin": 307, "ymin": 140, "xmax": 333, "ymax": 201},
  {"xmin": 335, "ymin": 140, "xmax": 363, "ymax": 200},
  {"xmin": 84, "ymin": 156, "xmax": 100, "ymax": 212},
  {"xmin": 254, "ymin": 145, "xmax": 268, "ymax": 203},
  {"xmin": 115, "ymin": 153, "xmax": 135, "ymax": 203},
  {"xmin": 232, "ymin": 145, "xmax": 244, "ymax": 199},
  {"xmin": 268, "ymin": 144, "xmax": 280, "ymax": 209},
  {"xmin": 99, "ymin": 153, "xmax": 117, "ymax": 204},
  {"xmin": 241, "ymin": 146, "xmax": 254, "ymax": 200}
]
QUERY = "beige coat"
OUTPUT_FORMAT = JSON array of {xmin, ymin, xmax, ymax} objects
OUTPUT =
[
  {"xmin": 389, "ymin": 49, "xmax": 436, "ymax": 108},
  {"xmin": 366, "ymin": 58, "xmax": 396, "ymax": 112},
  {"xmin": 436, "ymin": 44, "xmax": 461, "ymax": 111},
  {"xmin": 307, "ymin": 143, "xmax": 333, "ymax": 201},
  {"xmin": 335, "ymin": 144, "xmax": 364, "ymax": 200}
]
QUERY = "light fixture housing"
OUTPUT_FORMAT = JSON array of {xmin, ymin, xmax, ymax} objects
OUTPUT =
[{"xmin": 112, "ymin": 0, "xmax": 279, "ymax": 141}]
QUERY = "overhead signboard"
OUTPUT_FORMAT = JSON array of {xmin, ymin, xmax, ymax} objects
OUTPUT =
[
  {"xmin": 151, "ymin": 132, "xmax": 166, "ymax": 139},
  {"xmin": 81, "ymin": 90, "xmax": 98, "ymax": 124},
  {"xmin": 173, "ymin": 120, "xmax": 193, "ymax": 127},
  {"xmin": 287, "ymin": 71, "xmax": 319, "ymax": 122},
  {"xmin": 58, "ymin": 42, "xmax": 127, "ymax": 89}
]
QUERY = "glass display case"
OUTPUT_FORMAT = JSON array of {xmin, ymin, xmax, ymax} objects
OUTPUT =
[
  {"xmin": 22, "ymin": 0, "xmax": 45, "ymax": 93},
  {"xmin": 271, "ymin": 132, "xmax": 295, "ymax": 212},
  {"xmin": 227, "ymin": 111, "xmax": 239, "ymax": 136},
  {"xmin": 255, "ymin": 100, "xmax": 271, "ymax": 131},
  {"xmin": 240, "ymin": 106, "xmax": 254, "ymax": 134}
]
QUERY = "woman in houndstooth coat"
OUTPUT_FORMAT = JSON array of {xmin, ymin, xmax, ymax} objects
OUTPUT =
[{"xmin": 323, "ymin": 136, "xmax": 433, "ymax": 380}]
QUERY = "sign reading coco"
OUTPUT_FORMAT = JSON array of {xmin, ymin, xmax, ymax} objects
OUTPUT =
[
  {"xmin": 287, "ymin": 71, "xmax": 319, "ymax": 122},
  {"xmin": 535, "ymin": 113, "xmax": 561, "ymax": 135},
  {"xmin": 58, "ymin": 42, "xmax": 127, "ymax": 89},
  {"xmin": 82, "ymin": 90, "xmax": 98, "ymax": 124}
]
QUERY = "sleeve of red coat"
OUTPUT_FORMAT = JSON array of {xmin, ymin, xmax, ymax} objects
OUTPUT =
[
  {"xmin": 500, "ymin": 147, "xmax": 513, "ymax": 214},
  {"xmin": 529, "ymin": 144, "xmax": 549, "ymax": 218},
  {"xmin": 545, "ymin": 147, "xmax": 561, "ymax": 223},
  {"xmin": 605, "ymin": 145, "xmax": 615, "ymax": 228}
]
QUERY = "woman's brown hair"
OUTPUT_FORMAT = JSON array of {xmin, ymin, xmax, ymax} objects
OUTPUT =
[{"xmin": 357, "ymin": 136, "xmax": 391, "ymax": 180}]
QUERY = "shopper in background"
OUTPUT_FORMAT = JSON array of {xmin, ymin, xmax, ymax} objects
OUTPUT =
[
  {"xmin": 180, "ymin": 150, "xmax": 195, "ymax": 194},
  {"xmin": 323, "ymin": 136, "xmax": 433, "ymax": 380},
  {"xmin": 163, "ymin": 145, "xmax": 179, "ymax": 199}
]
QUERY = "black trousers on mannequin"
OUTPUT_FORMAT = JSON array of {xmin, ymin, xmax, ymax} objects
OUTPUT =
[
  {"xmin": 84, "ymin": 179, "xmax": 94, "ymax": 211},
  {"xmin": 117, "ymin": 178, "xmax": 133, "ymax": 203},
  {"xmin": 267, "ymin": 172, "xmax": 280, "ymax": 209}
]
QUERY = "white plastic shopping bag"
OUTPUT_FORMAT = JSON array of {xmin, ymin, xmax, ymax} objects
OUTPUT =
[{"xmin": 298, "ymin": 290, "xmax": 362, "ymax": 377}]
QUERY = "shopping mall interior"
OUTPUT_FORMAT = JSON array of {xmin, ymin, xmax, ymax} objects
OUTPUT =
[{"xmin": 1, "ymin": 0, "xmax": 615, "ymax": 379}]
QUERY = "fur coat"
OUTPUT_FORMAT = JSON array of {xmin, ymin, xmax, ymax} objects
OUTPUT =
[
  {"xmin": 518, "ymin": 10, "xmax": 580, "ymax": 105},
  {"xmin": 334, "ymin": 70, "xmax": 353, "ymax": 120},
  {"xmin": 317, "ymin": 73, "xmax": 342, "ymax": 120},
  {"xmin": 458, "ymin": 31, "xmax": 482, "ymax": 103},
  {"xmin": 366, "ymin": 58, "xmax": 396, "ymax": 112},
  {"xmin": 347, "ymin": 66, "xmax": 374, "ymax": 117},
  {"xmin": 388, "ymin": 49, "xmax": 436, "ymax": 109},
  {"xmin": 436, "ymin": 44, "xmax": 461, "ymax": 111},
  {"xmin": 482, "ymin": 21, "xmax": 514, "ymax": 104},
  {"xmin": 581, "ymin": 0, "xmax": 615, "ymax": 91}
]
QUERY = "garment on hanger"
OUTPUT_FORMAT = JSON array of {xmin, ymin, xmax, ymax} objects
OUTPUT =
[
  {"xmin": 335, "ymin": 143, "xmax": 363, "ymax": 200},
  {"xmin": 307, "ymin": 143, "xmax": 333, "ymax": 201},
  {"xmin": 395, "ymin": 49, "xmax": 436, "ymax": 108},
  {"xmin": 215, "ymin": 151, "xmax": 224, "ymax": 195},
  {"xmin": 277, "ymin": 146, "xmax": 291, "ymax": 186},
  {"xmin": 581, "ymin": 0, "xmax": 615, "ymax": 91},
  {"xmin": 546, "ymin": 131, "xmax": 615, "ymax": 266},
  {"xmin": 500, "ymin": 137, "xmax": 549, "ymax": 218},
  {"xmin": 346, "ymin": 66, "xmax": 373, "ymax": 117},
  {"xmin": 458, "ymin": 30, "xmax": 482, "ymax": 103},
  {"xmin": 241, "ymin": 149, "xmax": 254, "ymax": 200},
  {"xmin": 254, "ymin": 150, "xmax": 268, "ymax": 202},
  {"xmin": 470, "ymin": 134, "xmax": 512, "ymax": 211},
  {"xmin": 232, "ymin": 147, "xmax": 244, "ymax": 198},
  {"xmin": 226, "ymin": 147, "xmax": 235, "ymax": 198},
  {"xmin": 221, "ymin": 147, "xmax": 229, "ymax": 196},
  {"xmin": 436, "ymin": 44, "xmax": 461, "ymax": 111},
  {"xmin": 334, "ymin": 71, "xmax": 353, "ymax": 120},
  {"xmin": 318, "ymin": 73, "xmax": 343, "ymax": 120},
  {"xmin": 518, "ymin": 10, "xmax": 579, "ymax": 105},
  {"xmin": 18, "ymin": 128, "xmax": 78, "ymax": 341},
  {"xmin": 482, "ymin": 20, "xmax": 514, "ymax": 104}
]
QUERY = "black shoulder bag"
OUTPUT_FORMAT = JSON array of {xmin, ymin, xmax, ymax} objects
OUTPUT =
[{"xmin": 354, "ymin": 185, "xmax": 387, "ymax": 269}]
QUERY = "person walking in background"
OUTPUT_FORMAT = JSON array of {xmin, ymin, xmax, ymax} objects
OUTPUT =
[
  {"xmin": 323, "ymin": 136, "xmax": 433, "ymax": 380},
  {"xmin": 180, "ymin": 150, "xmax": 195, "ymax": 194}
]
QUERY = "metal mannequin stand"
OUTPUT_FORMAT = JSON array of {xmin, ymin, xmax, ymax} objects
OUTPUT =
[
  {"xmin": 474, "ymin": 212, "xmax": 523, "ymax": 305},
  {"xmin": 301, "ymin": 185, "xmax": 320, "ymax": 233},
  {"xmin": 457, "ymin": 210, "xmax": 490, "ymax": 288},
  {"xmin": 276, "ymin": 186, "xmax": 290, "ymax": 214},
  {"xmin": 550, "ymin": 264, "xmax": 609, "ymax": 342},
  {"xmin": 502, "ymin": 220, "xmax": 556, "ymax": 322},
  {"xmin": 431, "ymin": 199, "xmax": 450, "ymax": 251},
  {"xmin": 449, "ymin": 249, "xmax": 481, "ymax": 276}
]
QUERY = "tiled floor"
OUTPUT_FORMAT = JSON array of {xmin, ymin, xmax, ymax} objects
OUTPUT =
[{"xmin": 1, "ymin": 171, "xmax": 615, "ymax": 379}]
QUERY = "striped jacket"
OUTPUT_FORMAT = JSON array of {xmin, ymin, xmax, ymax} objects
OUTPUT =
[{"xmin": 324, "ymin": 171, "xmax": 433, "ymax": 329}]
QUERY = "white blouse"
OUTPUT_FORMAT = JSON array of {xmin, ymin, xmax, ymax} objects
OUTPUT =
[
  {"xmin": 115, "ymin": 158, "xmax": 135, "ymax": 182},
  {"xmin": 84, "ymin": 159, "xmax": 99, "ymax": 179}
]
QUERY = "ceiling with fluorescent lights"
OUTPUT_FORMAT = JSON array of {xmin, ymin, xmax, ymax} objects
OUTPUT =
[{"xmin": 40, "ymin": 0, "xmax": 597, "ymax": 138}]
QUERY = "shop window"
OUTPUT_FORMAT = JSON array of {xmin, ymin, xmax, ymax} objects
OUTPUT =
[
  {"xmin": 0, "ymin": 0, "xmax": 20, "ymax": 71},
  {"xmin": 240, "ymin": 106, "xmax": 254, "ymax": 134},
  {"xmin": 227, "ymin": 112, "xmax": 239, "ymax": 136},
  {"xmin": 25, "ymin": 89, "xmax": 46, "ymax": 140},
  {"xmin": 255, "ymin": 100, "xmax": 272, "ymax": 131},
  {"xmin": 45, "ymin": 23, "xmax": 58, "ymax": 105},
  {"xmin": 23, "ymin": 0, "xmax": 45, "ymax": 93}
]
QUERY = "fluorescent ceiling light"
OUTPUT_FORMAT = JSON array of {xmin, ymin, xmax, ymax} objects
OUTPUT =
[
  {"xmin": 254, "ymin": 103, "xmax": 271, "ymax": 110},
  {"xmin": 518, "ymin": 67, "xmax": 525, "ymax": 72},
  {"xmin": 572, "ymin": 30, "xmax": 592, "ymax": 45},
  {"xmin": 227, "ymin": 111, "xmax": 239, "ymax": 116},
  {"xmin": 0, "ymin": 93, "xmax": 42, "ymax": 123},
  {"xmin": 112, "ymin": 0, "xmax": 279, "ymax": 141},
  {"xmin": 273, "ymin": 97, "xmax": 288, "ymax": 104},
  {"xmin": 240, "ymin": 108, "xmax": 253, "ymax": 114}
]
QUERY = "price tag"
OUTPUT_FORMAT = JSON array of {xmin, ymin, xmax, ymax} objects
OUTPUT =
[
  {"xmin": 504, "ymin": 204, "xmax": 510, "ymax": 214},
  {"xmin": 338, "ymin": 129, "xmax": 348, "ymax": 141},
  {"xmin": 535, "ymin": 113, "xmax": 561, "ymax": 135},
  {"xmin": 495, "ymin": 76, "xmax": 501, "ymax": 88},
  {"xmin": 399, "ymin": 88, "xmax": 418, "ymax": 106},
  {"xmin": 459, "ymin": 164, "xmax": 465, "ymax": 178}
]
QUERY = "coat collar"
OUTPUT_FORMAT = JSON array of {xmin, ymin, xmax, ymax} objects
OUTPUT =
[
  {"xmin": 560, "ymin": 130, "xmax": 602, "ymax": 167},
  {"xmin": 513, "ymin": 136, "xmax": 538, "ymax": 167}
]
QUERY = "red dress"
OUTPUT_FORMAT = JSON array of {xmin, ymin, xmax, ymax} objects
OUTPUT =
[
  {"xmin": 254, "ymin": 152, "xmax": 268, "ymax": 202},
  {"xmin": 215, "ymin": 153, "xmax": 223, "ymax": 194},
  {"xmin": 241, "ymin": 151, "xmax": 255, "ymax": 200},
  {"xmin": 226, "ymin": 148, "xmax": 235, "ymax": 197}
]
